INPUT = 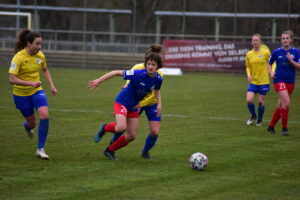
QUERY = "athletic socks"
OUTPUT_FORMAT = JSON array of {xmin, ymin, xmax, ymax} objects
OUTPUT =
[
  {"xmin": 142, "ymin": 134, "xmax": 158, "ymax": 153},
  {"xmin": 108, "ymin": 135, "xmax": 128, "ymax": 152},
  {"xmin": 257, "ymin": 105, "xmax": 265, "ymax": 122},
  {"xmin": 37, "ymin": 119, "xmax": 49, "ymax": 149},
  {"xmin": 281, "ymin": 108, "xmax": 289, "ymax": 129},
  {"xmin": 104, "ymin": 122, "xmax": 116, "ymax": 132},
  {"xmin": 247, "ymin": 103, "xmax": 256, "ymax": 118},
  {"xmin": 111, "ymin": 132, "xmax": 123, "ymax": 143},
  {"xmin": 269, "ymin": 107, "xmax": 281, "ymax": 127}
]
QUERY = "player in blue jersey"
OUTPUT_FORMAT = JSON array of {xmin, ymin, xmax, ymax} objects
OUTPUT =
[
  {"xmin": 8, "ymin": 29, "xmax": 58, "ymax": 159},
  {"xmin": 87, "ymin": 51, "xmax": 163, "ymax": 160},
  {"xmin": 109, "ymin": 45, "xmax": 164, "ymax": 160},
  {"xmin": 267, "ymin": 30, "xmax": 300, "ymax": 136}
]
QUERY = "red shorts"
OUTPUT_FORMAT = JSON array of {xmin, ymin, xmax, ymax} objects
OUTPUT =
[
  {"xmin": 274, "ymin": 82, "xmax": 295, "ymax": 95},
  {"xmin": 114, "ymin": 102, "xmax": 139, "ymax": 118}
]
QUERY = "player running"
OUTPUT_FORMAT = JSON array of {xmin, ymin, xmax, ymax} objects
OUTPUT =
[
  {"xmin": 109, "ymin": 45, "xmax": 163, "ymax": 160},
  {"xmin": 245, "ymin": 34, "xmax": 270, "ymax": 126},
  {"xmin": 87, "ymin": 49, "xmax": 163, "ymax": 160},
  {"xmin": 267, "ymin": 30, "xmax": 300, "ymax": 136},
  {"xmin": 9, "ymin": 29, "xmax": 58, "ymax": 159}
]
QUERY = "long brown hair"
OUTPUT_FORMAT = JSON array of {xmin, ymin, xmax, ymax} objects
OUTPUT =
[{"xmin": 14, "ymin": 29, "xmax": 41, "ymax": 54}]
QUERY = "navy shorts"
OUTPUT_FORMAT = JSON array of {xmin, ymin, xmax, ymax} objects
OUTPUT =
[
  {"xmin": 139, "ymin": 104, "xmax": 161, "ymax": 122},
  {"xmin": 13, "ymin": 90, "xmax": 48, "ymax": 117},
  {"xmin": 247, "ymin": 83, "xmax": 270, "ymax": 95}
]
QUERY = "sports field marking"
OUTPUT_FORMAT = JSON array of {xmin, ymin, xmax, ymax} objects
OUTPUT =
[{"xmin": 1, "ymin": 106, "xmax": 299, "ymax": 124}]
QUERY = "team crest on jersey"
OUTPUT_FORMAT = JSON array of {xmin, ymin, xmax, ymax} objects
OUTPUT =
[
  {"xmin": 36, "ymin": 58, "xmax": 42, "ymax": 64},
  {"xmin": 126, "ymin": 70, "xmax": 134, "ymax": 76},
  {"xmin": 259, "ymin": 54, "xmax": 263, "ymax": 58}
]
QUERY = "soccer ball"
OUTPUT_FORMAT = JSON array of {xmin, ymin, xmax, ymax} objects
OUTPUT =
[{"xmin": 189, "ymin": 152, "xmax": 208, "ymax": 171}]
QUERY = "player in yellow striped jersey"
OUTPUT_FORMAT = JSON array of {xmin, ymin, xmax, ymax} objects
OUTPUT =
[
  {"xmin": 8, "ymin": 29, "xmax": 58, "ymax": 159},
  {"xmin": 245, "ymin": 34, "xmax": 270, "ymax": 126},
  {"xmin": 110, "ymin": 45, "xmax": 163, "ymax": 159}
]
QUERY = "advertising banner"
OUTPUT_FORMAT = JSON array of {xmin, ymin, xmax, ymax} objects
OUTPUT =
[{"xmin": 163, "ymin": 39, "xmax": 277, "ymax": 72}]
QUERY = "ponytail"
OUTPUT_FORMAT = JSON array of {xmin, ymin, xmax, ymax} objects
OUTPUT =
[{"xmin": 14, "ymin": 29, "xmax": 42, "ymax": 54}]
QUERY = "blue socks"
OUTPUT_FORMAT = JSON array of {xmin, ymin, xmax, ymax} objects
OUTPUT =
[
  {"xmin": 142, "ymin": 134, "xmax": 158, "ymax": 153},
  {"xmin": 258, "ymin": 105, "xmax": 265, "ymax": 122},
  {"xmin": 111, "ymin": 132, "xmax": 123, "ymax": 143},
  {"xmin": 38, "ymin": 119, "xmax": 49, "ymax": 149},
  {"xmin": 247, "ymin": 103, "xmax": 256, "ymax": 117}
]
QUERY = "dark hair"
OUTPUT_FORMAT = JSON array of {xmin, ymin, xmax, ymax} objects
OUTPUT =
[
  {"xmin": 144, "ymin": 45, "xmax": 163, "ymax": 69},
  {"xmin": 14, "ymin": 29, "xmax": 42, "ymax": 54}
]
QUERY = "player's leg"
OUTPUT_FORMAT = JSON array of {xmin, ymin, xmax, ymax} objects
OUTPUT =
[
  {"xmin": 246, "ymin": 87, "xmax": 257, "ymax": 125},
  {"xmin": 141, "ymin": 121, "xmax": 160, "ymax": 160},
  {"xmin": 256, "ymin": 84, "xmax": 269, "ymax": 126},
  {"xmin": 94, "ymin": 102, "xmax": 127, "ymax": 143},
  {"xmin": 13, "ymin": 94, "xmax": 36, "ymax": 138},
  {"xmin": 141, "ymin": 105, "xmax": 161, "ymax": 159},
  {"xmin": 33, "ymin": 90, "xmax": 50, "ymax": 159},
  {"xmin": 277, "ymin": 90, "xmax": 290, "ymax": 135}
]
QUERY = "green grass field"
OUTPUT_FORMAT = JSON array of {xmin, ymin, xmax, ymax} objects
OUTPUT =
[{"xmin": 1, "ymin": 66, "xmax": 300, "ymax": 200}]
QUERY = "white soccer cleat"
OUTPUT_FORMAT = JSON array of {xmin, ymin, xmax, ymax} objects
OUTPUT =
[
  {"xmin": 36, "ymin": 148, "xmax": 49, "ymax": 160},
  {"xmin": 246, "ymin": 116, "xmax": 257, "ymax": 125}
]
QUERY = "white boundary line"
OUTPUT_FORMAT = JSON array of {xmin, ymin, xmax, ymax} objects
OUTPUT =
[{"xmin": 1, "ymin": 106, "xmax": 300, "ymax": 124}]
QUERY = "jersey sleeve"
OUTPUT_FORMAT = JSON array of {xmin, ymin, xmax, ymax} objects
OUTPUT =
[
  {"xmin": 9, "ymin": 54, "xmax": 22, "ymax": 75},
  {"xmin": 40, "ymin": 51, "xmax": 47, "ymax": 69},
  {"xmin": 245, "ymin": 52, "xmax": 251, "ymax": 76},
  {"xmin": 154, "ymin": 77, "xmax": 163, "ymax": 90},
  {"xmin": 268, "ymin": 50, "xmax": 277, "ymax": 65},
  {"xmin": 294, "ymin": 49, "xmax": 300, "ymax": 63}
]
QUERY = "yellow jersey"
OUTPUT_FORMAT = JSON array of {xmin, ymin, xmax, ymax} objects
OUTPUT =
[
  {"xmin": 245, "ymin": 48, "xmax": 270, "ymax": 85},
  {"xmin": 126, "ymin": 63, "xmax": 163, "ymax": 107},
  {"xmin": 9, "ymin": 48, "xmax": 47, "ymax": 96}
]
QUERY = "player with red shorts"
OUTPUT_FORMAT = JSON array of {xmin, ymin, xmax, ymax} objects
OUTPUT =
[{"xmin": 267, "ymin": 30, "xmax": 300, "ymax": 135}]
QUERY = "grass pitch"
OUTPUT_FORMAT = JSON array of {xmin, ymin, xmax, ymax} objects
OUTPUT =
[{"xmin": 1, "ymin": 66, "xmax": 300, "ymax": 200}]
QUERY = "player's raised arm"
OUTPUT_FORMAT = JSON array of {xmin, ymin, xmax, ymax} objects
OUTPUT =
[{"xmin": 87, "ymin": 70, "xmax": 123, "ymax": 89}]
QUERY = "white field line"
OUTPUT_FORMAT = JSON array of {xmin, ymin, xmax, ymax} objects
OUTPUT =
[{"xmin": 1, "ymin": 106, "xmax": 300, "ymax": 124}]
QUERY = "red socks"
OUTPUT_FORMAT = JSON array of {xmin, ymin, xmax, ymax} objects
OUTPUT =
[
  {"xmin": 108, "ymin": 135, "xmax": 128, "ymax": 152},
  {"xmin": 281, "ymin": 108, "xmax": 289, "ymax": 129},
  {"xmin": 104, "ymin": 122, "xmax": 116, "ymax": 132},
  {"xmin": 269, "ymin": 107, "xmax": 289, "ymax": 128},
  {"xmin": 269, "ymin": 108, "xmax": 281, "ymax": 127}
]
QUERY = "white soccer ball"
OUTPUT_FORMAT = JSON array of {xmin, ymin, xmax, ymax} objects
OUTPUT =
[{"xmin": 189, "ymin": 152, "xmax": 208, "ymax": 171}]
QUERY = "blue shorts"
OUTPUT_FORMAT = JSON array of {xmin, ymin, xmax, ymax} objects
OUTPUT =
[
  {"xmin": 247, "ymin": 83, "xmax": 270, "ymax": 95},
  {"xmin": 13, "ymin": 90, "xmax": 48, "ymax": 117},
  {"xmin": 139, "ymin": 104, "xmax": 161, "ymax": 122}
]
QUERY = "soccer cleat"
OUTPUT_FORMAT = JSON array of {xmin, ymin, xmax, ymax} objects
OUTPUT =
[
  {"xmin": 282, "ymin": 128, "xmax": 289, "ymax": 136},
  {"xmin": 103, "ymin": 148, "xmax": 116, "ymax": 160},
  {"xmin": 246, "ymin": 116, "xmax": 257, "ymax": 125},
  {"xmin": 36, "ymin": 148, "xmax": 49, "ymax": 160},
  {"xmin": 256, "ymin": 120, "xmax": 262, "ymax": 127},
  {"xmin": 25, "ymin": 129, "xmax": 34, "ymax": 139},
  {"xmin": 141, "ymin": 152, "xmax": 152, "ymax": 160},
  {"xmin": 94, "ymin": 123, "xmax": 106, "ymax": 143},
  {"xmin": 267, "ymin": 126, "xmax": 276, "ymax": 134}
]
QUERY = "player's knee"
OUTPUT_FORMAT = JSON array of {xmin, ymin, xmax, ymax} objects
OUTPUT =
[
  {"xmin": 39, "ymin": 113, "xmax": 49, "ymax": 119},
  {"xmin": 126, "ymin": 134, "xmax": 136, "ymax": 142},
  {"xmin": 115, "ymin": 124, "xmax": 126, "ymax": 133},
  {"xmin": 258, "ymin": 102, "xmax": 264, "ymax": 107},
  {"xmin": 150, "ymin": 129, "xmax": 159, "ymax": 137}
]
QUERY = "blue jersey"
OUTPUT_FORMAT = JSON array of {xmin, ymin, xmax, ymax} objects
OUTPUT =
[
  {"xmin": 269, "ymin": 47, "xmax": 300, "ymax": 84},
  {"xmin": 115, "ymin": 69, "xmax": 163, "ymax": 110}
]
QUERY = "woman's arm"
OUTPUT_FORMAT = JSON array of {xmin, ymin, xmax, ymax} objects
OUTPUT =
[
  {"xmin": 154, "ymin": 89, "xmax": 162, "ymax": 117},
  {"xmin": 267, "ymin": 63, "xmax": 275, "ymax": 79},
  {"xmin": 286, "ymin": 52, "xmax": 300, "ymax": 69},
  {"xmin": 88, "ymin": 70, "xmax": 123, "ymax": 89},
  {"xmin": 42, "ymin": 68, "xmax": 58, "ymax": 95},
  {"xmin": 9, "ymin": 73, "xmax": 41, "ymax": 88}
]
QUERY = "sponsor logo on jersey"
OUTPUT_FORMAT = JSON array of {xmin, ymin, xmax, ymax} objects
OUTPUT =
[
  {"xmin": 36, "ymin": 58, "xmax": 42, "ymax": 64},
  {"xmin": 126, "ymin": 70, "xmax": 134, "ymax": 76},
  {"xmin": 9, "ymin": 62, "xmax": 17, "ymax": 71},
  {"xmin": 140, "ymin": 82, "xmax": 145, "ymax": 86}
]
